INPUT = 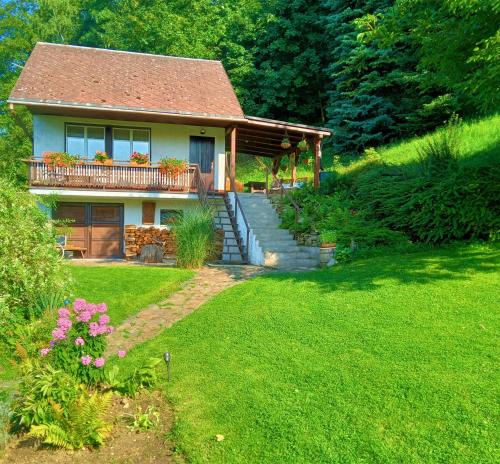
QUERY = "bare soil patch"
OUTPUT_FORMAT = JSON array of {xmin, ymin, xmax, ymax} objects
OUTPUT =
[{"xmin": 1, "ymin": 390, "xmax": 180, "ymax": 464}]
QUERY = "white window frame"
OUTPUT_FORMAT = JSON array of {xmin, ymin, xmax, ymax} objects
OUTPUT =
[
  {"xmin": 65, "ymin": 124, "xmax": 105, "ymax": 157},
  {"xmin": 112, "ymin": 127, "xmax": 151, "ymax": 158}
]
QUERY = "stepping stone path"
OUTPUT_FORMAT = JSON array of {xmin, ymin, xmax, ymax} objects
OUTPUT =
[{"xmin": 106, "ymin": 265, "xmax": 268, "ymax": 356}]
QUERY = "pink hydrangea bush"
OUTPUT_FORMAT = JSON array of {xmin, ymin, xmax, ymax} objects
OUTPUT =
[{"xmin": 39, "ymin": 298, "xmax": 125, "ymax": 384}]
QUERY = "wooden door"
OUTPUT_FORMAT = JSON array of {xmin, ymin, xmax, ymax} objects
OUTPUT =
[
  {"xmin": 189, "ymin": 136, "xmax": 215, "ymax": 190},
  {"xmin": 89, "ymin": 204, "xmax": 123, "ymax": 258},
  {"xmin": 54, "ymin": 202, "xmax": 123, "ymax": 258}
]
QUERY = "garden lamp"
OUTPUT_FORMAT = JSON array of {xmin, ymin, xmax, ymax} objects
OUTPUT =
[{"xmin": 163, "ymin": 352, "xmax": 171, "ymax": 382}]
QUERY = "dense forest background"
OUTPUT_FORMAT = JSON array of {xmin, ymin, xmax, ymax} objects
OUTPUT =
[{"xmin": 0, "ymin": 0, "xmax": 498, "ymax": 182}]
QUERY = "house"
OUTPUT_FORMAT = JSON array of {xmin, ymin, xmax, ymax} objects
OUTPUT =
[{"xmin": 8, "ymin": 42, "xmax": 331, "ymax": 264}]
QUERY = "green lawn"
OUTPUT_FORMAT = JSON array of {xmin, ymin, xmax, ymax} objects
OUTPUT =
[
  {"xmin": 68, "ymin": 265, "xmax": 194, "ymax": 325},
  {"xmin": 115, "ymin": 244, "xmax": 500, "ymax": 463}
]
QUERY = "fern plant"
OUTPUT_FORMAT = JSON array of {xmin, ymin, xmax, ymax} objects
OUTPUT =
[{"xmin": 29, "ymin": 391, "xmax": 112, "ymax": 449}]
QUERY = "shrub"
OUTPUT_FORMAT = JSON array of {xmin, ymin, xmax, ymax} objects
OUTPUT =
[
  {"xmin": 29, "ymin": 390, "xmax": 112, "ymax": 450},
  {"xmin": 39, "ymin": 299, "xmax": 116, "ymax": 385},
  {"xmin": 0, "ymin": 181, "xmax": 70, "ymax": 318},
  {"xmin": 11, "ymin": 362, "xmax": 112, "ymax": 450},
  {"xmin": 174, "ymin": 207, "xmax": 215, "ymax": 268},
  {"xmin": 417, "ymin": 115, "xmax": 461, "ymax": 177},
  {"xmin": 11, "ymin": 362, "xmax": 81, "ymax": 432}
]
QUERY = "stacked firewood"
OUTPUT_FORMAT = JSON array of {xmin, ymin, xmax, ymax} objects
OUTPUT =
[
  {"xmin": 124, "ymin": 225, "xmax": 176, "ymax": 259},
  {"xmin": 124, "ymin": 225, "xmax": 225, "ymax": 261}
]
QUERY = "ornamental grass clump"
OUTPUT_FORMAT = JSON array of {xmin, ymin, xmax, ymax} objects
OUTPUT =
[{"xmin": 174, "ymin": 207, "xmax": 215, "ymax": 269}]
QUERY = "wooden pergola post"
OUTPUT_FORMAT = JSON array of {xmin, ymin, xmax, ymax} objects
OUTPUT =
[
  {"xmin": 230, "ymin": 126, "xmax": 237, "ymax": 190},
  {"xmin": 313, "ymin": 136, "xmax": 322, "ymax": 189},
  {"xmin": 290, "ymin": 151, "xmax": 297, "ymax": 187}
]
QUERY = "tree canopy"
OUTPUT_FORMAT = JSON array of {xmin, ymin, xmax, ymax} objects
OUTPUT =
[{"xmin": 0, "ymin": 0, "xmax": 498, "ymax": 178}]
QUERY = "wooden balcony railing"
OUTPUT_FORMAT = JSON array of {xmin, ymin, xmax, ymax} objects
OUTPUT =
[{"xmin": 26, "ymin": 159, "xmax": 198, "ymax": 192}]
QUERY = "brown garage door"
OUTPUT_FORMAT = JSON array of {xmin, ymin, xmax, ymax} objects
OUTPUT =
[{"xmin": 54, "ymin": 203, "xmax": 124, "ymax": 258}]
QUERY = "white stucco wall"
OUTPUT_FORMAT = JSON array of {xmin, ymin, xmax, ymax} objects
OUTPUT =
[
  {"xmin": 44, "ymin": 194, "xmax": 198, "ymax": 227},
  {"xmin": 32, "ymin": 114, "xmax": 227, "ymax": 190}
]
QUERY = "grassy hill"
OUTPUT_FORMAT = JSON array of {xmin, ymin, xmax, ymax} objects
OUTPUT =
[{"xmin": 236, "ymin": 114, "xmax": 500, "ymax": 186}]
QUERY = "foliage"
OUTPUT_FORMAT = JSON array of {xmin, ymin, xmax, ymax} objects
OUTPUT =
[
  {"xmin": 246, "ymin": 0, "xmax": 329, "ymax": 124},
  {"xmin": 126, "ymin": 405, "xmax": 160, "ymax": 432},
  {"xmin": 107, "ymin": 358, "xmax": 161, "ymax": 397},
  {"xmin": 174, "ymin": 206, "xmax": 215, "ymax": 269},
  {"xmin": 94, "ymin": 151, "xmax": 109, "ymax": 163},
  {"xmin": 42, "ymin": 151, "xmax": 80, "ymax": 168},
  {"xmin": 29, "ymin": 390, "xmax": 112, "ymax": 450},
  {"xmin": 0, "ymin": 396, "xmax": 10, "ymax": 451},
  {"xmin": 319, "ymin": 230, "xmax": 337, "ymax": 245},
  {"xmin": 10, "ymin": 362, "xmax": 81, "ymax": 432},
  {"xmin": 129, "ymin": 151, "xmax": 149, "ymax": 164},
  {"xmin": 158, "ymin": 157, "xmax": 188, "ymax": 176},
  {"xmin": 280, "ymin": 117, "xmax": 500, "ymax": 247},
  {"xmin": 0, "ymin": 181, "xmax": 70, "ymax": 319}
]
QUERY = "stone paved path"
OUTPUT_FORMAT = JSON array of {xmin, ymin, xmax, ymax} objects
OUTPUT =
[{"xmin": 106, "ymin": 265, "xmax": 268, "ymax": 355}]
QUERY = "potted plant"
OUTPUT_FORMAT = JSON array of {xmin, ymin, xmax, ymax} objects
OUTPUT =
[
  {"xmin": 320, "ymin": 230, "xmax": 337, "ymax": 248},
  {"xmin": 42, "ymin": 151, "xmax": 80, "ymax": 169},
  {"xmin": 159, "ymin": 157, "xmax": 188, "ymax": 176},
  {"xmin": 94, "ymin": 151, "xmax": 112, "ymax": 165},
  {"xmin": 281, "ymin": 136, "xmax": 291, "ymax": 149},
  {"xmin": 130, "ymin": 151, "xmax": 149, "ymax": 166},
  {"xmin": 297, "ymin": 138, "xmax": 309, "ymax": 152}
]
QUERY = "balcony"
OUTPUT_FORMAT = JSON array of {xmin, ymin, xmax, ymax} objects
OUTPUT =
[{"xmin": 26, "ymin": 159, "xmax": 201, "ymax": 193}]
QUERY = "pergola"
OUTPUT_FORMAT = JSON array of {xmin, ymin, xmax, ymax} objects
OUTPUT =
[{"xmin": 226, "ymin": 116, "xmax": 332, "ymax": 190}]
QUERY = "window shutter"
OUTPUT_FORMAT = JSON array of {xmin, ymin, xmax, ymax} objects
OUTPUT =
[{"xmin": 142, "ymin": 202, "xmax": 156, "ymax": 225}]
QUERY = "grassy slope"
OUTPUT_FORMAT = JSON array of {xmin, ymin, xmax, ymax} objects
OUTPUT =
[
  {"xmin": 236, "ymin": 114, "xmax": 500, "ymax": 184},
  {"xmin": 115, "ymin": 244, "xmax": 500, "ymax": 463},
  {"xmin": 68, "ymin": 265, "xmax": 194, "ymax": 325}
]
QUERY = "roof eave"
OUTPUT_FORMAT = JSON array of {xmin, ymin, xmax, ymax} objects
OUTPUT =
[{"xmin": 7, "ymin": 98, "xmax": 247, "ymax": 124}]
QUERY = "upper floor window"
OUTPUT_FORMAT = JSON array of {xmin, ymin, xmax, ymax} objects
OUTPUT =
[
  {"xmin": 112, "ymin": 128, "xmax": 150, "ymax": 161},
  {"xmin": 66, "ymin": 125, "xmax": 105, "ymax": 157}
]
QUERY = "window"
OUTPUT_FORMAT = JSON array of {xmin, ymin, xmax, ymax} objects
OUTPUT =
[
  {"xmin": 66, "ymin": 125, "xmax": 105, "ymax": 157},
  {"xmin": 112, "ymin": 128, "xmax": 150, "ymax": 161}
]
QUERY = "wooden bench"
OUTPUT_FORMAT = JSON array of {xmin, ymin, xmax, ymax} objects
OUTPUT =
[{"xmin": 64, "ymin": 245, "xmax": 87, "ymax": 259}]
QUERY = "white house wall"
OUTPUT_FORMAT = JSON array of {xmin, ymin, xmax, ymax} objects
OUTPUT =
[{"xmin": 32, "ymin": 114, "xmax": 226, "ymax": 163}]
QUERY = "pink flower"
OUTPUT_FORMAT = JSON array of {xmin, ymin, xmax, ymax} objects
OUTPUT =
[
  {"xmin": 40, "ymin": 347, "xmax": 51, "ymax": 357},
  {"xmin": 106, "ymin": 326, "xmax": 115, "ymax": 334},
  {"xmin": 117, "ymin": 350, "xmax": 126, "ymax": 358},
  {"xmin": 88, "ymin": 322, "xmax": 100, "ymax": 337},
  {"xmin": 98, "ymin": 314, "xmax": 110, "ymax": 325},
  {"xmin": 52, "ymin": 328, "xmax": 67, "ymax": 340},
  {"xmin": 75, "ymin": 337, "xmax": 85, "ymax": 346},
  {"xmin": 57, "ymin": 317, "xmax": 72, "ymax": 330},
  {"xmin": 96, "ymin": 303, "xmax": 107, "ymax": 313},
  {"xmin": 76, "ymin": 310, "xmax": 92, "ymax": 323},
  {"xmin": 73, "ymin": 298, "xmax": 87, "ymax": 312},
  {"xmin": 81, "ymin": 355, "xmax": 92, "ymax": 366},
  {"xmin": 94, "ymin": 357, "xmax": 105, "ymax": 368},
  {"xmin": 58, "ymin": 308, "xmax": 70, "ymax": 318},
  {"xmin": 86, "ymin": 303, "xmax": 98, "ymax": 315}
]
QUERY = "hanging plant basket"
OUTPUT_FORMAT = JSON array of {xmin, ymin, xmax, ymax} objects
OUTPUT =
[
  {"xmin": 297, "ymin": 139, "xmax": 309, "ymax": 152},
  {"xmin": 281, "ymin": 137, "xmax": 291, "ymax": 149}
]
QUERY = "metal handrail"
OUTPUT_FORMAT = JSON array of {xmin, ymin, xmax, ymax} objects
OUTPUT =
[{"xmin": 225, "ymin": 155, "xmax": 250, "ymax": 263}]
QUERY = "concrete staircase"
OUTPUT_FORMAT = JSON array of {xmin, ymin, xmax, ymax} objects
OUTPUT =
[
  {"xmin": 238, "ymin": 193, "xmax": 320, "ymax": 270},
  {"xmin": 209, "ymin": 196, "xmax": 245, "ymax": 264}
]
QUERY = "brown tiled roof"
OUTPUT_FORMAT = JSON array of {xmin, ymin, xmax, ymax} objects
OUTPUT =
[{"xmin": 9, "ymin": 43, "xmax": 244, "ymax": 119}]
